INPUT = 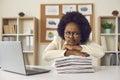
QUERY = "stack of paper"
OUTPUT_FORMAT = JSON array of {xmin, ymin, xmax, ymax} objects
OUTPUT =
[{"xmin": 54, "ymin": 56, "xmax": 95, "ymax": 73}]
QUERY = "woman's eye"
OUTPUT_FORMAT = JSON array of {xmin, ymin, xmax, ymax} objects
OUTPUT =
[
  {"xmin": 65, "ymin": 32, "xmax": 70, "ymax": 34},
  {"xmin": 74, "ymin": 33, "xmax": 79, "ymax": 35}
]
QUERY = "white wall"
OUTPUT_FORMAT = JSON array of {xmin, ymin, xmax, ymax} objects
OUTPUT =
[
  {"xmin": 94, "ymin": 0, "xmax": 120, "ymax": 43},
  {"xmin": 0, "ymin": 0, "xmax": 120, "ymax": 66},
  {"xmin": 0, "ymin": 2, "xmax": 2, "ymax": 40}
]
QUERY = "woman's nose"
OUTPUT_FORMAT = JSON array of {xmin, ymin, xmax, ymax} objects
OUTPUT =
[{"xmin": 69, "ymin": 33, "xmax": 74, "ymax": 38}]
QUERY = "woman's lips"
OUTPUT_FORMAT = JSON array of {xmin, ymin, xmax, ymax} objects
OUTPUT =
[{"xmin": 69, "ymin": 39, "xmax": 75, "ymax": 43}]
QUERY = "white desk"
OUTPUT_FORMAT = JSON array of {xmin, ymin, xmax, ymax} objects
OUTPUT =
[{"xmin": 0, "ymin": 66, "xmax": 120, "ymax": 80}]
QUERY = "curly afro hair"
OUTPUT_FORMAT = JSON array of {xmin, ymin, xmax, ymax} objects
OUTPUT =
[{"xmin": 57, "ymin": 11, "xmax": 91, "ymax": 44}]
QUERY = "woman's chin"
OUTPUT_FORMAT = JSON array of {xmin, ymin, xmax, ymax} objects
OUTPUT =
[{"xmin": 68, "ymin": 42, "xmax": 76, "ymax": 45}]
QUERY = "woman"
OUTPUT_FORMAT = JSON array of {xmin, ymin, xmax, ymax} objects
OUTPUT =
[{"xmin": 43, "ymin": 12, "xmax": 104, "ymax": 63}]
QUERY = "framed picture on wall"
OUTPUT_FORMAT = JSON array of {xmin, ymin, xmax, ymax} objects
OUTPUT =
[
  {"xmin": 62, "ymin": 5, "xmax": 76, "ymax": 14},
  {"xmin": 45, "ymin": 5, "xmax": 59, "ymax": 15},
  {"xmin": 78, "ymin": 4, "xmax": 92, "ymax": 15},
  {"xmin": 46, "ymin": 18, "xmax": 60, "ymax": 28},
  {"xmin": 46, "ymin": 30, "xmax": 58, "ymax": 40}
]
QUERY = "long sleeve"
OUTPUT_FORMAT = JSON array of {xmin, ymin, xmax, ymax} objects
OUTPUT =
[
  {"xmin": 43, "ymin": 36, "xmax": 105, "ymax": 62},
  {"xmin": 43, "ymin": 36, "xmax": 66, "ymax": 61},
  {"xmin": 81, "ymin": 40, "xmax": 105, "ymax": 58}
]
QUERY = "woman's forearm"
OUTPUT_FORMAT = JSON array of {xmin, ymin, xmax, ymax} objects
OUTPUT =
[{"xmin": 64, "ymin": 49, "xmax": 89, "ymax": 57}]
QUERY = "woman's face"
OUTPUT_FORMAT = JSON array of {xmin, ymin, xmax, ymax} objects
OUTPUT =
[{"xmin": 64, "ymin": 22, "xmax": 81, "ymax": 45}]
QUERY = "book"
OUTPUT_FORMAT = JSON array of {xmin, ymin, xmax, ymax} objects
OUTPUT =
[
  {"xmin": 110, "ymin": 53, "xmax": 116, "ymax": 65},
  {"xmin": 118, "ymin": 53, "xmax": 120, "ymax": 65},
  {"xmin": 101, "ymin": 53, "xmax": 117, "ymax": 66},
  {"xmin": 118, "ymin": 42, "xmax": 120, "ymax": 51},
  {"xmin": 29, "ymin": 36, "xmax": 33, "ymax": 51},
  {"xmin": 9, "ymin": 25, "xmax": 16, "ymax": 34},
  {"xmin": 3, "ymin": 25, "xmax": 9, "ymax": 34},
  {"xmin": 25, "ymin": 36, "xmax": 30, "ymax": 51},
  {"xmin": 101, "ymin": 53, "xmax": 111, "ymax": 66},
  {"xmin": 3, "ymin": 25, "xmax": 16, "ymax": 34},
  {"xmin": 3, "ymin": 36, "xmax": 16, "ymax": 41}
]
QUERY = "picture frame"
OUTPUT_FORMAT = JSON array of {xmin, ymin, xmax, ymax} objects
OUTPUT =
[
  {"xmin": 46, "ymin": 18, "xmax": 60, "ymax": 28},
  {"xmin": 62, "ymin": 5, "xmax": 76, "ymax": 14},
  {"xmin": 78, "ymin": 4, "xmax": 92, "ymax": 15},
  {"xmin": 46, "ymin": 30, "xmax": 58, "ymax": 40},
  {"xmin": 45, "ymin": 5, "xmax": 59, "ymax": 15}
]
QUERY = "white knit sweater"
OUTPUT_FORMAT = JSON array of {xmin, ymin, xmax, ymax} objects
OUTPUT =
[{"xmin": 43, "ymin": 36, "xmax": 105, "ymax": 63}]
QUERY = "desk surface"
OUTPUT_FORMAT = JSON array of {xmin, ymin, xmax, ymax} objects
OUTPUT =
[{"xmin": 0, "ymin": 66, "xmax": 120, "ymax": 80}]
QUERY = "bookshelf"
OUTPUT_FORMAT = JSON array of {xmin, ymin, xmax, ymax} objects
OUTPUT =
[
  {"xmin": 99, "ymin": 16, "xmax": 120, "ymax": 66},
  {"xmin": 1, "ymin": 17, "xmax": 38, "ymax": 65}
]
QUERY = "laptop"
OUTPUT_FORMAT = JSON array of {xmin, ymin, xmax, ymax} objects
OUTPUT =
[{"xmin": 0, "ymin": 41, "xmax": 50, "ymax": 75}]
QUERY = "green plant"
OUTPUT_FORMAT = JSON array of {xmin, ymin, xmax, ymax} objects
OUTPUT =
[{"xmin": 102, "ymin": 22, "xmax": 113, "ymax": 29}]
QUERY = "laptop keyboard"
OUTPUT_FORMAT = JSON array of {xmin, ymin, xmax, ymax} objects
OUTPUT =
[{"xmin": 26, "ymin": 67, "xmax": 50, "ymax": 75}]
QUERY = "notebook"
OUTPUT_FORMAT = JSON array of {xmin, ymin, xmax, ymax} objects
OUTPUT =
[{"xmin": 0, "ymin": 41, "xmax": 50, "ymax": 75}]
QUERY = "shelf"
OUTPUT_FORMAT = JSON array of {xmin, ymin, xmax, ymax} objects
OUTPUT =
[
  {"xmin": 2, "ymin": 34, "xmax": 17, "ymax": 36},
  {"xmin": 105, "ymin": 51, "xmax": 118, "ymax": 53},
  {"xmin": 18, "ymin": 34, "xmax": 34, "ymax": 36},
  {"xmin": 1, "ymin": 17, "xmax": 38, "ymax": 65},
  {"xmin": 100, "ymin": 33, "xmax": 116, "ymax": 36},
  {"xmin": 99, "ymin": 16, "xmax": 120, "ymax": 66},
  {"xmin": 23, "ymin": 51, "xmax": 34, "ymax": 53}
]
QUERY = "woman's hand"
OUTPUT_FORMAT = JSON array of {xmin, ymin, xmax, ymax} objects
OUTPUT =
[
  {"xmin": 64, "ymin": 44, "xmax": 82, "ymax": 51},
  {"xmin": 64, "ymin": 49, "xmax": 89, "ymax": 57},
  {"xmin": 64, "ymin": 44, "xmax": 89, "ymax": 57},
  {"xmin": 64, "ymin": 44, "xmax": 74, "ymax": 50}
]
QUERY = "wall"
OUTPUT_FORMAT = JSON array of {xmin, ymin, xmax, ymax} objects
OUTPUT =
[
  {"xmin": 0, "ymin": 2, "xmax": 2, "ymax": 40},
  {"xmin": 0, "ymin": 0, "xmax": 120, "ymax": 66}
]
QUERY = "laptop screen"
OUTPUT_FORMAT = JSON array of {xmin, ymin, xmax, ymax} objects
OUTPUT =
[{"xmin": 0, "ymin": 41, "xmax": 26, "ymax": 74}]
